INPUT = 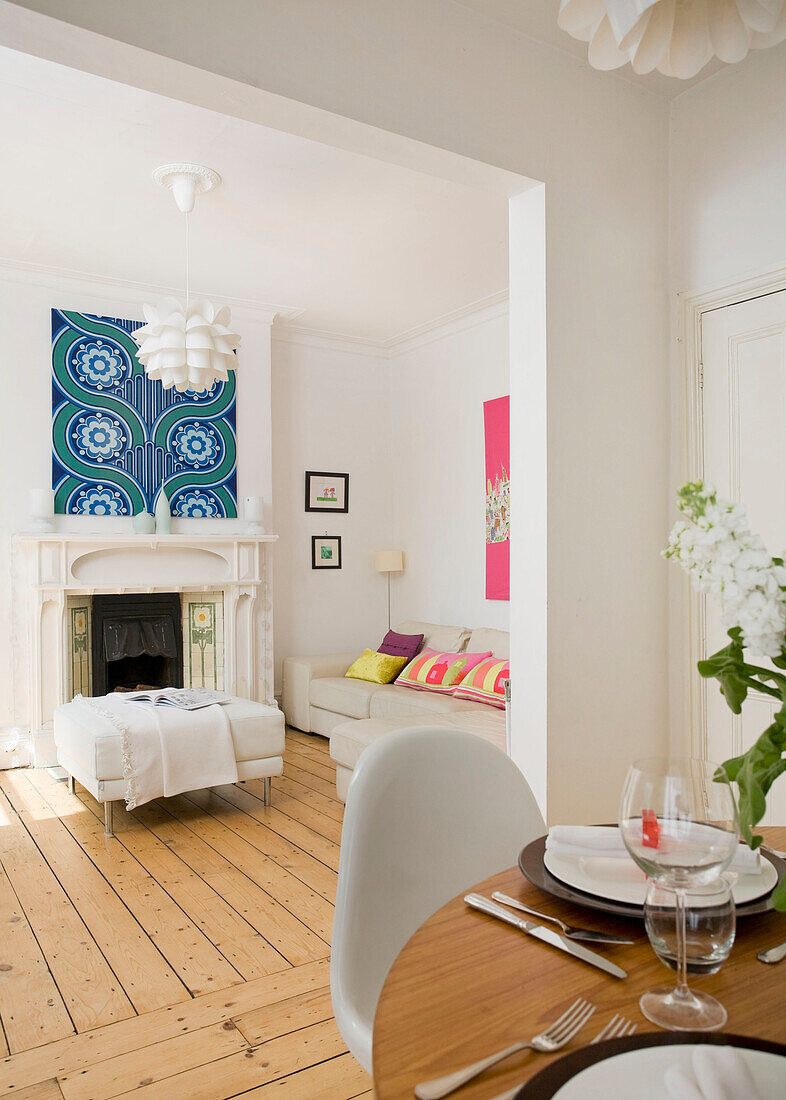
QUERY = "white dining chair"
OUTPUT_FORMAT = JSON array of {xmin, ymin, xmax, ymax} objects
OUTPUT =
[{"xmin": 330, "ymin": 725, "xmax": 545, "ymax": 1075}]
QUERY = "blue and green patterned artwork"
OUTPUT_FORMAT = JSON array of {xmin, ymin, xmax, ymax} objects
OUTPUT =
[{"xmin": 52, "ymin": 309, "xmax": 237, "ymax": 517}]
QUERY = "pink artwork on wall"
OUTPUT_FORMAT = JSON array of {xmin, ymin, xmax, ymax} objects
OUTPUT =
[{"xmin": 484, "ymin": 395, "xmax": 510, "ymax": 601}]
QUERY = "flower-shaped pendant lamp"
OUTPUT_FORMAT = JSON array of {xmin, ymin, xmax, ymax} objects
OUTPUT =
[
  {"xmin": 558, "ymin": 0, "xmax": 786, "ymax": 79},
  {"xmin": 133, "ymin": 164, "xmax": 241, "ymax": 393}
]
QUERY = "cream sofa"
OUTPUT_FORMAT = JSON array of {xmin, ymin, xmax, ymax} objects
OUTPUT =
[{"xmin": 281, "ymin": 621, "xmax": 508, "ymax": 800}]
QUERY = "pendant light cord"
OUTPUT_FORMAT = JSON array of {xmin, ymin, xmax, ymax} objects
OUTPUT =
[{"xmin": 185, "ymin": 211, "xmax": 190, "ymax": 312}]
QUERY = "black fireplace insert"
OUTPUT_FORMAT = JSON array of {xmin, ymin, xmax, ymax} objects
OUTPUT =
[{"xmin": 91, "ymin": 593, "xmax": 183, "ymax": 694}]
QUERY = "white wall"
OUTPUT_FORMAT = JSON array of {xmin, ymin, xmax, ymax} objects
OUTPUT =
[
  {"xmin": 4, "ymin": 0, "xmax": 673, "ymax": 823},
  {"xmin": 668, "ymin": 42, "xmax": 786, "ymax": 748},
  {"xmin": 0, "ymin": 264, "xmax": 273, "ymax": 727},
  {"xmin": 271, "ymin": 307, "xmax": 511, "ymax": 691},
  {"xmin": 390, "ymin": 304, "xmax": 509, "ymax": 633},
  {"xmin": 271, "ymin": 335, "xmax": 392, "ymax": 689},
  {"xmin": 670, "ymin": 44, "xmax": 786, "ymax": 294}
]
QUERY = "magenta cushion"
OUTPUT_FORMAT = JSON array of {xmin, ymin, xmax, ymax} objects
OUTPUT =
[{"xmin": 378, "ymin": 629, "xmax": 424, "ymax": 661}]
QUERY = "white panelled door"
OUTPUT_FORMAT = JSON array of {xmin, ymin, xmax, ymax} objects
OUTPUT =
[{"xmin": 699, "ymin": 289, "xmax": 786, "ymax": 824}]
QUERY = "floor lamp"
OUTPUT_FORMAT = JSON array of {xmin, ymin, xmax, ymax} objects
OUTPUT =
[{"xmin": 374, "ymin": 550, "xmax": 404, "ymax": 632}]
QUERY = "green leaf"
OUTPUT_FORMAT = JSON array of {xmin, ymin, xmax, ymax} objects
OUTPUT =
[
  {"xmin": 772, "ymin": 875, "xmax": 786, "ymax": 912},
  {"xmin": 722, "ymin": 718, "xmax": 786, "ymax": 847}
]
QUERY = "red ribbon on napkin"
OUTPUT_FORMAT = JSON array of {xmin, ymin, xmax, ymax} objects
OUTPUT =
[{"xmin": 642, "ymin": 808, "xmax": 660, "ymax": 848}]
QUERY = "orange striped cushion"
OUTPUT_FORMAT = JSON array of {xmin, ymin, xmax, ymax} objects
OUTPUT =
[{"xmin": 452, "ymin": 657, "xmax": 509, "ymax": 708}]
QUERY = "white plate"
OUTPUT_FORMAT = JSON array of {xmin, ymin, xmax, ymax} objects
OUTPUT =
[
  {"xmin": 543, "ymin": 850, "xmax": 778, "ymax": 907},
  {"xmin": 551, "ymin": 1044, "xmax": 785, "ymax": 1099}
]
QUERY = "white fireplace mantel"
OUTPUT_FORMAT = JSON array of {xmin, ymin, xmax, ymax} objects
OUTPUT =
[{"xmin": 13, "ymin": 532, "xmax": 278, "ymax": 759}]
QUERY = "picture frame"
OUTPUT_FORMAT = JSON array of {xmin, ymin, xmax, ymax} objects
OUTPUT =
[
  {"xmin": 312, "ymin": 534, "xmax": 342, "ymax": 570},
  {"xmin": 305, "ymin": 471, "xmax": 349, "ymax": 513}
]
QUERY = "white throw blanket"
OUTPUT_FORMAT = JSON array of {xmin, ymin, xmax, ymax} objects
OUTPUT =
[{"xmin": 75, "ymin": 693, "xmax": 238, "ymax": 809}]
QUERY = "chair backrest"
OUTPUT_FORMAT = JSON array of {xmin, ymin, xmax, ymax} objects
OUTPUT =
[{"xmin": 330, "ymin": 725, "xmax": 545, "ymax": 1073}]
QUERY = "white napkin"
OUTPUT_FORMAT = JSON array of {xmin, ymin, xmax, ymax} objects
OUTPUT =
[
  {"xmin": 546, "ymin": 825, "xmax": 762, "ymax": 875},
  {"xmin": 665, "ymin": 1046, "xmax": 761, "ymax": 1100}
]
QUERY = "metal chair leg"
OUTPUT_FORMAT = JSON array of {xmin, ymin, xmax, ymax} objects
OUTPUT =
[
  {"xmin": 67, "ymin": 774, "xmax": 75, "ymax": 795},
  {"xmin": 104, "ymin": 800, "xmax": 114, "ymax": 837},
  {"xmin": 263, "ymin": 776, "xmax": 271, "ymax": 806}
]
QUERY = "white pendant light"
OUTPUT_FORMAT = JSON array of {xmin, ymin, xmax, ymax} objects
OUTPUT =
[
  {"xmin": 558, "ymin": 0, "xmax": 786, "ymax": 79},
  {"xmin": 133, "ymin": 163, "xmax": 241, "ymax": 393}
]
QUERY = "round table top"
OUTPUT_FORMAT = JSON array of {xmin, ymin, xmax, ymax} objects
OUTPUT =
[{"xmin": 372, "ymin": 827, "xmax": 786, "ymax": 1099}]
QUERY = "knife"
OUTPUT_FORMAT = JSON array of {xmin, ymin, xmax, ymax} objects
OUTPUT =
[{"xmin": 464, "ymin": 893, "xmax": 628, "ymax": 979}]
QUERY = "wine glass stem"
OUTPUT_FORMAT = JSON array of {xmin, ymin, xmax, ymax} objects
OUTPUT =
[{"xmin": 675, "ymin": 886, "xmax": 690, "ymax": 999}]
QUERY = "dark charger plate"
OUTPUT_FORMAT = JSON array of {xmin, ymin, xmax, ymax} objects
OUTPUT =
[
  {"xmin": 514, "ymin": 1031, "xmax": 786, "ymax": 1099},
  {"xmin": 518, "ymin": 835, "xmax": 786, "ymax": 920}
]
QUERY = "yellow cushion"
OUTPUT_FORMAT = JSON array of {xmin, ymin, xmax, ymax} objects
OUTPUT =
[{"xmin": 345, "ymin": 649, "xmax": 408, "ymax": 685}]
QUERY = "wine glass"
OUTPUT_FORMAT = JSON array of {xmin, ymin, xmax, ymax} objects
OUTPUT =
[{"xmin": 619, "ymin": 756, "xmax": 739, "ymax": 1031}]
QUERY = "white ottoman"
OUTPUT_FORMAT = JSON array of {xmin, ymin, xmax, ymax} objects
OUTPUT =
[{"xmin": 54, "ymin": 695, "xmax": 285, "ymax": 834}]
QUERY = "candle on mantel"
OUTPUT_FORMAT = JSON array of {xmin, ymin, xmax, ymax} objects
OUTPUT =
[
  {"xmin": 243, "ymin": 496, "xmax": 265, "ymax": 533},
  {"xmin": 28, "ymin": 488, "xmax": 54, "ymax": 532}
]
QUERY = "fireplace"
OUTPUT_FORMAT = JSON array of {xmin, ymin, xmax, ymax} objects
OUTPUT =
[
  {"xmin": 14, "ymin": 532, "xmax": 276, "ymax": 766},
  {"xmin": 91, "ymin": 593, "xmax": 184, "ymax": 694}
]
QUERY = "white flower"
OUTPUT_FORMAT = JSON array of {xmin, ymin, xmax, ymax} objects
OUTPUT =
[{"xmin": 664, "ymin": 481, "xmax": 786, "ymax": 658}]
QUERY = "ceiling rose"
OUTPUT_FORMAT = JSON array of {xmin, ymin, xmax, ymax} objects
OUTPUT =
[{"xmin": 558, "ymin": 0, "xmax": 786, "ymax": 79}]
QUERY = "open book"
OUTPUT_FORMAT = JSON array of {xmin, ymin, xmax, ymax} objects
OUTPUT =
[{"xmin": 122, "ymin": 688, "xmax": 231, "ymax": 711}]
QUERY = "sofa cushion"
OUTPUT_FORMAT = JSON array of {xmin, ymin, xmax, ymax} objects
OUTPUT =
[
  {"xmin": 369, "ymin": 684, "xmax": 485, "ymax": 719},
  {"xmin": 395, "ymin": 649, "xmax": 492, "ymax": 695},
  {"xmin": 468, "ymin": 627, "xmax": 510, "ymax": 658},
  {"xmin": 309, "ymin": 706, "xmax": 351, "ymax": 738},
  {"xmin": 378, "ymin": 629, "xmax": 424, "ymax": 661},
  {"xmin": 309, "ymin": 676, "xmax": 380, "ymax": 719},
  {"xmin": 396, "ymin": 620, "xmax": 470, "ymax": 653},
  {"xmin": 330, "ymin": 709, "xmax": 507, "ymax": 771},
  {"xmin": 453, "ymin": 657, "xmax": 509, "ymax": 709},
  {"xmin": 345, "ymin": 649, "xmax": 408, "ymax": 684}
]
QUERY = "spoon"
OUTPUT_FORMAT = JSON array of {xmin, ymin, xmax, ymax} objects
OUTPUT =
[{"xmin": 758, "ymin": 939, "xmax": 786, "ymax": 964}]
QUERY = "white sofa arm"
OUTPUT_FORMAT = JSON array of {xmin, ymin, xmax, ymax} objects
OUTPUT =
[{"xmin": 282, "ymin": 653, "xmax": 357, "ymax": 732}]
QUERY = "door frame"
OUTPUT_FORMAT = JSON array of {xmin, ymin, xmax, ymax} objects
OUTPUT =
[{"xmin": 679, "ymin": 263, "xmax": 786, "ymax": 758}]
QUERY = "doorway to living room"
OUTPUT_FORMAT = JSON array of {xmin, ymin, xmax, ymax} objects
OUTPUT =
[{"xmin": 0, "ymin": 23, "xmax": 547, "ymax": 814}]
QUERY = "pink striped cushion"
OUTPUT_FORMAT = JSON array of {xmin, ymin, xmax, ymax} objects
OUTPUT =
[
  {"xmin": 395, "ymin": 648, "xmax": 492, "ymax": 695},
  {"xmin": 452, "ymin": 657, "xmax": 509, "ymax": 708}
]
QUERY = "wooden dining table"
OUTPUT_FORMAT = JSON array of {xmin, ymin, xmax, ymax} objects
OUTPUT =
[{"xmin": 372, "ymin": 826, "xmax": 786, "ymax": 1099}]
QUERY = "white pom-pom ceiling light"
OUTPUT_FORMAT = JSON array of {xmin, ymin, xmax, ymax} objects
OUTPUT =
[
  {"xmin": 133, "ymin": 164, "xmax": 240, "ymax": 393},
  {"xmin": 558, "ymin": 0, "xmax": 786, "ymax": 79}
]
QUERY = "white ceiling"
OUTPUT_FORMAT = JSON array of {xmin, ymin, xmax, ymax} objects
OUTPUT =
[
  {"xmin": 0, "ymin": 47, "xmax": 509, "ymax": 342},
  {"xmin": 455, "ymin": 0, "xmax": 725, "ymax": 96}
]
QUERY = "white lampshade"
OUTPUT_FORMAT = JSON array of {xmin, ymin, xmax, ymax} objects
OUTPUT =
[
  {"xmin": 133, "ymin": 297, "xmax": 240, "ymax": 393},
  {"xmin": 558, "ymin": 0, "xmax": 786, "ymax": 79},
  {"xmin": 374, "ymin": 549, "xmax": 404, "ymax": 573}
]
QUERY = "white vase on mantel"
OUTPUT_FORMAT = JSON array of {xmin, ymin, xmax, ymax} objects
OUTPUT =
[{"xmin": 154, "ymin": 486, "xmax": 171, "ymax": 534}]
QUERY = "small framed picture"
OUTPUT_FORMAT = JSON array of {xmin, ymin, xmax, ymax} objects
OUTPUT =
[
  {"xmin": 312, "ymin": 535, "xmax": 342, "ymax": 570},
  {"xmin": 305, "ymin": 471, "xmax": 349, "ymax": 513}
]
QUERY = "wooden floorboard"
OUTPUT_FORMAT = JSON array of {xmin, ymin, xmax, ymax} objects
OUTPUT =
[
  {"xmin": 0, "ymin": 772, "xmax": 186, "ymax": 1017},
  {"xmin": 0, "ymin": 731, "xmax": 372, "ymax": 1099},
  {"xmin": 0, "ymin": 787, "xmax": 133, "ymax": 1034}
]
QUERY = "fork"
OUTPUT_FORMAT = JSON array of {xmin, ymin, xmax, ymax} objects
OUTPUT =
[
  {"xmin": 412, "ymin": 997, "xmax": 595, "ymax": 1100},
  {"xmin": 490, "ymin": 891, "xmax": 634, "ymax": 944},
  {"xmin": 486, "ymin": 1015, "xmax": 637, "ymax": 1100}
]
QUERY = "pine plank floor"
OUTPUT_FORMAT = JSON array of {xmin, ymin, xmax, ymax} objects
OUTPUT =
[{"xmin": 0, "ymin": 731, "xmax": 372, "ymax": 1099}]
